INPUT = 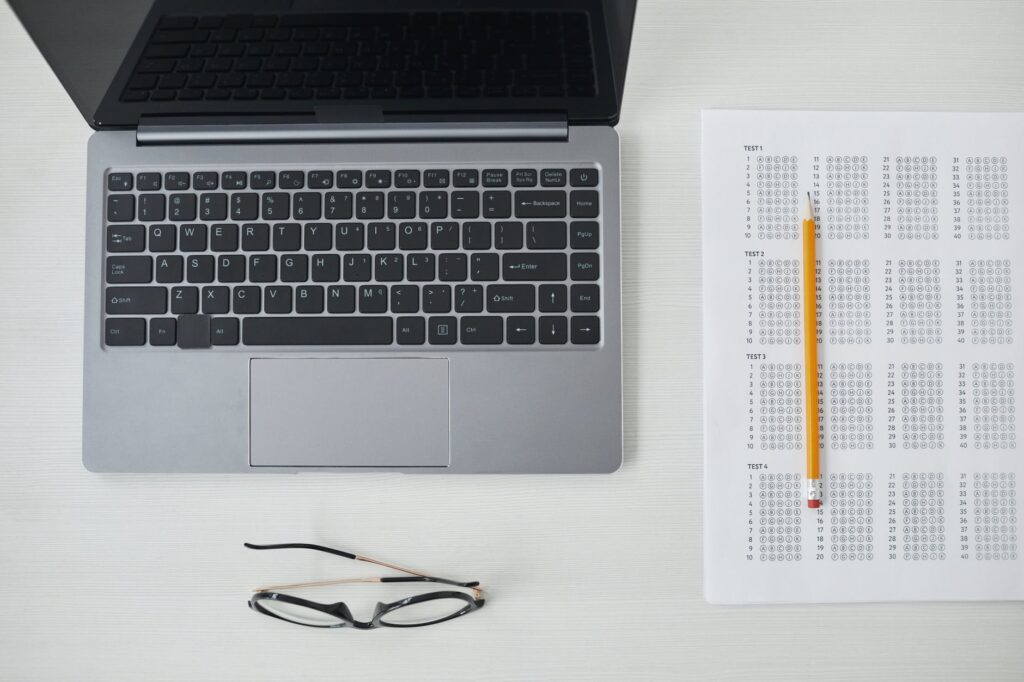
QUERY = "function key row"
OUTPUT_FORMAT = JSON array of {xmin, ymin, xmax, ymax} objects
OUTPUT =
[{"xmin": 107, "ymin": 167, "xmax": 599, "ymax": 192}]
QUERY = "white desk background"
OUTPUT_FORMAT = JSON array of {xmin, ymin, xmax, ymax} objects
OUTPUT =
[{"xmin": 1, "ymin": 1, "xmax": 1023, "ymax": 680}]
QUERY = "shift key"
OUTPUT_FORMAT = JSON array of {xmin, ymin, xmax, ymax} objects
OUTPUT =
[
  {"xmin": 503, "ymin": 253, "xmax": 566, "ymax": 281},
  {"xmin": 514, "ymin": 190, "xmax": 567, "ymax": 218},
  {"xmin": 105, "ymin": 286, "xmax": 167, "ymax": 314}
]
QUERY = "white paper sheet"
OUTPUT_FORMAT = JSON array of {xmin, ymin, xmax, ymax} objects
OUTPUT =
[{"xmin": 702, "ymin": 111, "xmax": 1024, "ymax": 603}]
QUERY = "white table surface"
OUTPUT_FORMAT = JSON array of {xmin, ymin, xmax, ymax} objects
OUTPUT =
[{"xmin": 2, "ymin": 1, "xmax": 1023, "ymax": 680}]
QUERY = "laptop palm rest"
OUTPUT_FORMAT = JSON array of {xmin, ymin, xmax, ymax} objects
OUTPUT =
[{"xmin": 249, "ymin": 358, "xmax": 449, "ymax": 468}]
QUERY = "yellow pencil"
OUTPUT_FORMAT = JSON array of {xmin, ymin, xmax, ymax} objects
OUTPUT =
[{"xmin": 802, "ymin": 192, "xmax": 822, "ymax": 509}]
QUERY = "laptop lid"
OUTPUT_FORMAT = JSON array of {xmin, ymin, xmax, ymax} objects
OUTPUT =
[{"xmin": 9, "ymin": 0, "xmax": 636, "ymax": 130}]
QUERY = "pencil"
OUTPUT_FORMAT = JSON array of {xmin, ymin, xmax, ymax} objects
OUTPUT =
[{"xmin": 801, "ymin": 192, "xmax": 822, "ymax": 509}]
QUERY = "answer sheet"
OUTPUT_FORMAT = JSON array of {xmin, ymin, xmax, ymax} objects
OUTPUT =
[{"xmin": 702, "ymin": 111, "xmax": 1024, "ymax": 603}]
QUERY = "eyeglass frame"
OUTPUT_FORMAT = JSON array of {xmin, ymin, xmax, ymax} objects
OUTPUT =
[{"xmin": 245, "ymin": 542, "xmax": 486, "ymax": 629}]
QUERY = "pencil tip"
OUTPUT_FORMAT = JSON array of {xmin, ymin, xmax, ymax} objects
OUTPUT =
[{"xmin": 802, "ymin": 192, "xmax": 814, "ymax": 221}]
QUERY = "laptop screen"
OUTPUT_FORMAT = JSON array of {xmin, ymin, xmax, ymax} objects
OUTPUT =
[{"xmin": 9, "ymin": 0, "xmax": 636, "ymax": 129}]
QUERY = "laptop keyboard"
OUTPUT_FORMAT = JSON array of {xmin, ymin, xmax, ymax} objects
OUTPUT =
[{"xmin": 103, "ymin": 166, "xmax": 603, "ymax": 349}]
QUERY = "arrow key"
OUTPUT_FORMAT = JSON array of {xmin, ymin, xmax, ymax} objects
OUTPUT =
[
  {"xmin": 539, "ymin": 316, "xmax": 567, "ymax": 345},
  {"xmin": 538, "ymin": 284, "xmax": 567, "ymax": 312},
  {"xmin": 506, "ymin": 316, "xmax": 536, "ymax": 345},
  {"xmin": 571, "ymin": 316, "xmax": 600, "ymax": 345}
]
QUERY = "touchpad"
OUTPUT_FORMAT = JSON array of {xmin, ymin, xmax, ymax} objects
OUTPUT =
[{"xmin": 249, "ymin": 358, "xmax": 449, "ymax": 467}]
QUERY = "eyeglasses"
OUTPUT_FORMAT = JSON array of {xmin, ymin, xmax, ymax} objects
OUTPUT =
[{"xmin": 245, "ymin": 542, "xmax": 485, "ymax": 629}]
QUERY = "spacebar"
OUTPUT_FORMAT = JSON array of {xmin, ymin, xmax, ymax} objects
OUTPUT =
[{"xmin": 243, "ymin": 317, "xmax": 393, "ymax": 345}]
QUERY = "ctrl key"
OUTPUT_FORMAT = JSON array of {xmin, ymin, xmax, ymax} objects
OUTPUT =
[{"xmin": 105, "ymin": 318, "xmax": 146, "ymax": 346}]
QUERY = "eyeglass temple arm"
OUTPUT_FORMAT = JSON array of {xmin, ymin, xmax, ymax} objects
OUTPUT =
[{"xmin": 244, "ymin": 542, "xmax": 476, "ymax": 587}]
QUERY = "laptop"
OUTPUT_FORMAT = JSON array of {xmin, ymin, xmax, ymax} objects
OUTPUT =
[{"xmin": 10, "ymin": 0, "xmax": 635, "ymax": 473}]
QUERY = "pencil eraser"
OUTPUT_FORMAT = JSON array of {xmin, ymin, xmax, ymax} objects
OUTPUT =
[{"xmin": 807, "ymin": 500, "xmax": 821, "ymax": 509}]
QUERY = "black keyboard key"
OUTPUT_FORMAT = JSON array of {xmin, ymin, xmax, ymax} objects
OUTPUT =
[
  {"xmin": 180, "ymin": 224, "xmax": 207, "ymax": 251},
  {"xmin": 539, "ymin": 284, "xmax": 568, "ymax": 312},
  {"xmin": 569, "ymin": 168, "xmax": 599, "ymax": 187},
  {"xmin": 460, "ymin": 316, "xmax": 503, "ymax": 344},
  {"xmin": 454, "ymin": 284, "xmax": 483, "ymax": 313},
  {"xmin": 419, "ymin": 191, "xmax": 448, "ymax": 219},
  {"xmin": 453, "ymin": 169, "xmax": 478, "ymax": 187},
  {"xmin": 470, "ymin": 253, "xmax": 499, "ymax": 281},
  {"xmin": 325, "ymin": 192, "xmax": 353, "ymax": 219},
  {"xmin": 358, "ymin": 285, "xmax": 388, "ymax": 313},
  {"xmin": 233, "ymin": 286, "xmax": 261, "ymax": 314},
  {"xmin": 193, "ymin": 172, "xmax": 218, "ymax": 190},
  {"xmin": 280, "ymin": 254, "xmax": 308, "ymax": 282},
  {"xmin": 390, "ymin": 285, "xmax": 419, "ymax": 313},
  {"xmin": 570, "ymin": 221, "xmax": 600, "ymax": 249},
  {"xmin": 105, "ymin": 286, "xmax": 167, "ymax": 314},
  {"xmin": 451, "ymin": 191, "xmax": 480, "ymax": 219},
  {"xmin": 395, "ymin": 170, "xmax": 421, "ymax": 188},
  {"xmin": 210, "ymin": 224, "xmax": 239, "ymax": 251},
  {"xmin": 462, "ymin": 222, "xmax": 491, "ymax": 250},
  {"xmin": 209, "ymin": 317, "xmax": 239, "ymax": 346},
  {"xmin": 439, "ymin": 253, "xmax": 467, "ymax": 281},
  {"xmin": 495, "ymin": 221, "xmax": 523, "ymax": 249},
  {"xmin": 512, "ymin": 169, "xmax": 537, "ymax": 187},
  {"xmin": 407, "ymin": 254, "xmax": 435, "ymax": 281},
  {"xmin": 396, "ymin": 316, "xmax": 425, "ymax": 345},
  {"xmin": 311, "ymin": 253, "xmax": 340, "ymax": 282},
  {"xmin": 165, "ymin": 172, "xmax": 190, "ymax": 190},
  {"xmin": 171, "ymin": 286, "xmax": 199, "ymax": 314},
  {"xmin": 296, "ymin": 285, "xmax": 325, "ymax": 313},
  {"xmin": 262, "ymin": 193, "xmax": 290, "ymax": 220},
  {"xmin": 265, "ymin": 285, "xmax": 292, "ymax": 313},
  {"xmin": 106, "ymin": 256, "xmax": 152, "ymax": 284},
  {"xmin": 430, "ymin": 222, "xmax": 459, "ymax": 249},
  {"xmin": 424, "ymin": 169, "xmax": 450, "ymax": 188},
  {"xmin": 307, "ymin": 170, "xmax": 333, "ymax": 188},
  {"xmin": 541, "ymin": 169, "xmax": 566, "ymax": 187},
  {"xmin": 293, "ymin": 192, "xmax": 322, "ymax": 220},
  {"xmin": 150, "ymin": 318, "xmax": 176, "ymax": 346},
  {"xmin": 336, "ymin": 223, "xmax": 364, "ymax": 250},
  {"xmin": 539, "ymin": 316, "xmax": 568, "ymax": 344},
  {"xmin": 356, "ymin": 192, "xmax": 384, "ymax": 219},
  {"xmin": 374, "ymin": 254, "xmax": 404, "ymax": 281},
  {"xmin": 569, "ymin": 190, "xmax": 600, "ymax": 218},
  {"xmin": 107, "ymin": 225, "xmax": 145, "ymax": 252},
  {"xmin": 527, "ymin": 221, "xmax": 567, "ymax": 249},
  {"xmin": 327, "ymin": 285, "xmax": 355, "ymax": 313},
  {"xmin": 571, "ymin": 253, "xmax": 600, "ymax": 281},
  {"xmin": 105, "ymin": 318, "xmax": 146, "ymax": 346},
  {"xmin": 506, "ymin": 316, "xmax": 536, "ymax": 344},
  {"xmin": 514, "ymin": 190, "xmax": 566, "ymax": 218},
  {"xmin": 231, "ymin": 193, "xmax": 259, "ymax": 220},
  {"xmin": 186, "ymin": 255, "xmax": 215, "ymax": 283},
  {"xmin": 149, "ymin": 224, "xmax": 176, "ymax": 252},
  {"xmin": 366, "ymin": 222, "xmax": 395, "ymax": 250},
  {"xmin": 303, "ymin": 223, "xmax": 332, "ymax": 251},
  {"xmin": 137, "ymin": 173, "xmax": 162, "ymax": 191},
  {"xmin": 366, "ymin": 170, "xmax": 391, "ymax": 188},
  {"xmin": 176, "ymin": 314, "xmax": 210, "ymax": 348},
  {"xmin": 139, "ymin": 194, "xmax": 166, "ymax": 221},
  {"xmin": 428, "ymin": 316, "xmax": 457, "ymax": 345},
  {"xmin": 336, "ymin": 170, "xmax": 362, "ymax": 188},
  {"xmin": 107, "ymin": 195, "xmax": 135, "ymax": 222},
  {"xmin": 399, "ymin": 222, "xmax": 427, "ymax": 250},
  {"xmin": 388, "ymin": 191, "xmax": 416, "ymax": 219},
  {"xmin": 503, "ymin": 253, "xmax": 567, "ymax": 281},
  {"xmin": 222, "ymin": 171, "xmax": 247, "ymax": 189},
  {"xmin": 344, "ymin": 254, "xmax": 372, "ymax": 281},
  {"xmin": 250, "ymin": 171, "xmax": 276, "ymax": 189},
  {"xmin": 486, "ymin": 284, "xmax": 535, "ymax": 312},
  {"xmin": 242, "ymin": 223, "xmax": 270, "ymax": 251},
  {"xmin": 571, "ymin": 284, "xmax": 601, "ymax": 312},
  {"xmin": 482, "ymin": 191, "xmax": 511, "ymax": 218},
  {"xmin": 202, "ymin": 286, "xmax": 230, "ymax": 314},
  {"xmin": 279, "ymin": 170, "xmax": 304, "ymax": 189},
  {"xmin": 571, "ymin": 316, "xmax": 600, "ymax": 344},
  {"xmin": 482, "ymin": 169, "xmax": 507, "ymax": 187},
  {"xmin": 168, "ymin": 194, "xmax": 197, "ymax": 221},
  {"xmin": 217, "ymin": 255, "xmax": 246, "ymax": 282},
  {"xmin": 423, "ymin": 285, "xmax": 451, "ymax": 313},
  {"xmin": 273, "ymin": 223, "xmax": 301, "ymax": 251},
  {"xmin": 155, "ymin": 255, "xmax": 184, "ymax": 283},
  {"xmin": 243, "ymin": 317, "xmax": 393, "ymax": 345}
]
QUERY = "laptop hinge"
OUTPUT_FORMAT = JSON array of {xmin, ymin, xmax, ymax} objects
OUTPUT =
[{"xmin": 136, "ymin": 119, "xmax": 569, "ymax": 145}]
